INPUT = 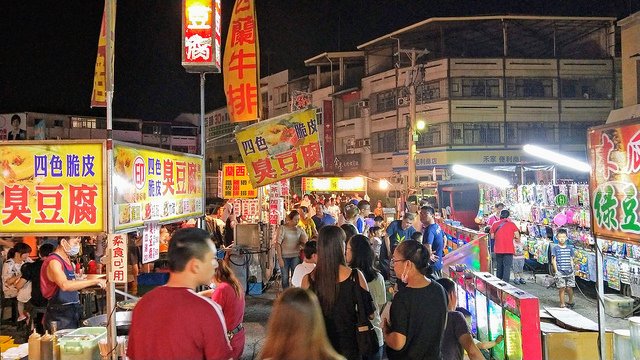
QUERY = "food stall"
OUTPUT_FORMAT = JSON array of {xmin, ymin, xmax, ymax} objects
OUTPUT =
[{"xmin": 0, "ymin": 139, "xmax": 205, "ymax": 359}]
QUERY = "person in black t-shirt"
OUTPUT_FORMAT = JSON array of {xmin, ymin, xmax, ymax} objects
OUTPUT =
[
  {"xmin": 383, "ymin": 240, "xmax": 447, "ymax": 360},
  {"xmin": 16, "ymin": 243, "xmax": 55, "ymax": 334}
]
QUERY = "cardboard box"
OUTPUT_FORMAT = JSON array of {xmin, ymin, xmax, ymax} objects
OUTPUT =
[{"xmin": 542, "ymin": 331, "xmax": 613, "ymax": 360}]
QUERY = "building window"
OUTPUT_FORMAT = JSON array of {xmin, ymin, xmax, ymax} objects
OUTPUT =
[
  {"xmin": 451, "ymin": 78, "xmax": 501, "ymax": 98},
  {"xmin": 506, "ymin": 122, "xmax": 556, "ymax": 145},
  {"xmin": 343, "ymin": 101, "xmax": 361, "ymax": 119},
  {"xmin": 206, "ymin": 176, "xmax": 217, "ymax": 198},
  {"xmin": 451, "ymin": 123, "xmax": 502, "ymax": 145},
  {"xmin": 561, "ymin": 78, "xmax": 613, "ymax": 99},
  {"xmin": 416, "ymin": 81, "xmax": 442, "ymax": 104},
  {"xmin": 71, "ymin": 117, "xmax": 97, "ymax": 129},
  {"xmin": 506, "ymin": 78, "xmax": 554, "ymax": 98},
  {"xmin": 373, "ymin": 89, "xmax": 396, "ymax": 114},
  {"xmin": 416, "ymin": 124, "xmax": 443, "ymax": 147},
  {"xmin": 54, "ymin": 120, "xmax": 64, "ymax": 127},
  {"xmin": 371, "ymin": 129, "xmax": 397, "ymax": 153},
  {"xmin": 559, "ymin": 121, "xmax": 604, "ymax": 144}
]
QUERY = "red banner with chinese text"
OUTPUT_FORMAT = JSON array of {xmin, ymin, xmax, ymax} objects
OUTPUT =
[
  {"xmin": 181, "ymin": 0, "xmax": 222, "ymax": 73},
  {"xmin": 235, "ymin": 108, "xmax": 323, "ymax": 187},
  {"xmin": 223, "ymin": 0, "xmax": 260, "ymax": 122},
  {"xmin": 588, "ymin": 120, "xmax": 640, "ymax": 243},
  {"xmin": 323, "ymin": 100, "xmax": 334, "ymax": 172}
]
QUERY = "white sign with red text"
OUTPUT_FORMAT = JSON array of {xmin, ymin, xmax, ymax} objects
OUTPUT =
[
  {"xmin": 142, "ymin": 221, "xmax": 160, "ymax": 264},
  {"xmin": 108, "ymin": 233, "xmax": 128, "ymax": 284}
]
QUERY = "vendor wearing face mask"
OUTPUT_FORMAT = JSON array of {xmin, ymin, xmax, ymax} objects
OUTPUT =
[{"xmin": 40, "ymin": 237, "xmax": 107, "ymax": 331}]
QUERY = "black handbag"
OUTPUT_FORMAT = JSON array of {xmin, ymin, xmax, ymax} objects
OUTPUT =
[{"xmin": 351, "ymin": 269, "xmax": 380, "ymax": 356}]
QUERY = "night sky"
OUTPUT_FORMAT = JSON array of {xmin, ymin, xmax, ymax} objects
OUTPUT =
[{"xmin": 1, "ymin": 0, "xmax": 639, "ymax": 121}]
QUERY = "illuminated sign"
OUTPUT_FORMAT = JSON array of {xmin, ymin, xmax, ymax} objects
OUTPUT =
[
  {"xmin": 221, "ymin": 163, "xmax": 257, "ymax": 199},
  {"xmin": 301, "ymin": 177, "xmax": 366, "ymax": 192},
  {"xmin": 181, "ymin": 0, "xmax": 222, "ymax": 73},
  {"xmin": 589, "ymin": 121, "xmax": 640, "ymax": 243},
  {"xmin": 112, "ymin": 142, "xmax": 204, "ymax": 232},
  {"xmin": 0, "ymin": 141, "xmax": 106, "ymax": 235},
  {"xmin": 236, "ymin": 109, "xmax": 323, "ymax": 187}
]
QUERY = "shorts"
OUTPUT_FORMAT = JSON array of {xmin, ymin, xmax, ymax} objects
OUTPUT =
[
  {"xmin": 555, "ymin": 273, "xmax": 575, "ymax": 288},
  {"xmin": 512, "ymin": 258, "xmax": 525, "ymax": 273}
]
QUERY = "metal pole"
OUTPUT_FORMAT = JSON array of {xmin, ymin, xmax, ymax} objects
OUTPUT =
[
  {"xmin": 595, "ymin": 237, "xmax": 606, "ymax": 360},
  {"xmin": 200, "ymin": 72, "xmax": 207, "ymax": 230},
  {"xmin": 408, "ymin": 51, "xmax": 417, "ymax": 193},
  {"xmin": 104, "ymin": 1, "xmax": 117, "ymax": 358}
]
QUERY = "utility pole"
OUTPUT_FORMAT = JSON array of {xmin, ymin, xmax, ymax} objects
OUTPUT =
[{"xmin": 397, "ymin": 48, "xmax": 429, "ymax": 195}]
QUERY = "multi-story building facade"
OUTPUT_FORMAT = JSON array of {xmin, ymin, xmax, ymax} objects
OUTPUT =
[
  {"xmin": 207, "ymin": 15, "xmax": 622, "ymax": 199},
  {"xmin": 0, "ymin": 111, "xmax": 199, "ymax": 151}
]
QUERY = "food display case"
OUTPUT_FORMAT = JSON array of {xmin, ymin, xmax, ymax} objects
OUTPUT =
[{"xmin": 452, "ymin": 269, "xmax": 542, "ymax": 360}]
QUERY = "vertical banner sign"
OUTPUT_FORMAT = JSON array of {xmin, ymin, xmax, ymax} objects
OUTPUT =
[
  {"xmin": 91, "ymin": 0, "xmax": 116, "ymax": 107},
  {"xmin": 217, "ymin": 169, "xmax": 223, "ymax": 197},
  {"xmin": 223, "ymin": 0, "xmax": 260, "ymax": 122},
  {"xmin": 142, "ymin": 222, "xmax": 160, "ymax": 264},
  {"xmin": 221, "ymin": 163, "xmax": 257, "ymax": 199},
  {"xmin": 235, "ymin": 108, "xmax": 323, "ymax": 187},
  {"xmin": 181, "ymin": 0, "xmax": 222, "ymax": 73},
  {"xmin": 269, "ymin": 198, "xmax": 283, "ymax": 225},
  {"xmin": 108, "ymin": 233, "xmax": 127, "ymax": 284},
  {"xmin": 233, "ymin": 199, "xmax": 242, "ymax": 217},
  {"xmin": 588, "ymin": 121, "xmax": 640, "ymax": 243},
  {"xmin": 323, "ymin": 100, "xmax": 334, "ymax": 172}
]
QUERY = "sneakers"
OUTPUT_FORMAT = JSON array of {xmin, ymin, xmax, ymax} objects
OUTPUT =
[
  {"xmin": 519, "ymin": 278, "xmax": 526, "ymax": 285},
  {"xmin": 512, "ymin": 278, "xmax": 526, "ymax": 285}
]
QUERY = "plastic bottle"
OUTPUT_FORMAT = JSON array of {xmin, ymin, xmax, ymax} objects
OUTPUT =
[
  {"xmin": 28, "ymin": 329, "xmax": 41, "ymax": 360},
  {"xmin": 40, "ymin": 331, "xmax": 53, "ymax": 360}
]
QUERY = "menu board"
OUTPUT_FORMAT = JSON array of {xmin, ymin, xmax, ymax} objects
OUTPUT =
[
  {"xmin": 0, "ymin": 141, "xmax": 106, "ymax": 234},
  {"xmin": 112, "ymin": 142, "xmax": 204, "ymax": 232},
  {"xmin": 142, "ymin": 222, "xmax": 160, "ymax": 264},
  {"xmin": 221, "ymin": 163, "xmax": 257, "ymax": 199}
]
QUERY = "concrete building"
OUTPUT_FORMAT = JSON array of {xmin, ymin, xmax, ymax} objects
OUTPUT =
[
  {"xmin": 346, "ymin": 15, "xmax": 620, "ymax": 187},
  {"xmin": 0, "ymin": 111, "xmax": 199, "ymax": 152},
  {"xmin": 608, "ymin": 11, "xmax": 640, "ymax": 124}
]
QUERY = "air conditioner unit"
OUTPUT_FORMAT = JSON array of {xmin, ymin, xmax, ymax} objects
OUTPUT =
[
  {"xmin": 358, "ymin": 99, "xmax": 369, "ymax": 108},
  {"xmin": 397, "ymin": 97, "xmax": 409, "ymax": 106}
]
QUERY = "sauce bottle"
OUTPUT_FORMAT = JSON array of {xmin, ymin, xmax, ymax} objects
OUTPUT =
[
  {"xmin": 28, "ymin": 329, "xmax": 41, "ymax": 360},
  {"xmin": 40, "ymin": 331, "xmax": 53, "ymax": 360}
]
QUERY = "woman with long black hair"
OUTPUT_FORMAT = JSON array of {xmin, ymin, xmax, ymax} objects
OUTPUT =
[{"xmin": 302, "ymin": 226, "xmax": 374, "ymax": 360}]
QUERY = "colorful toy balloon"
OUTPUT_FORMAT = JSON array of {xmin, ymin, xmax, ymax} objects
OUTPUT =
[{"xmin": 553, "ymin": 213, "xmax": 567, "ymax": 226}]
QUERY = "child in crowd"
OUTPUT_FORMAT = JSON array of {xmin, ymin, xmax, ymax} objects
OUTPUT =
[
  {"xmin": 368, "ymin": 226, "xmax": 383, "ymax": 258},
  {"xmin": 512, "ymin": 234, "xmax": 527, "ymax": 285},
  {"xmin": 411, "ymin": 232, "xmax": 423, "ymax": 242},
  {"xmin": 551, "ymin": 228, "xmax": 575, "ymax": 308},
  {"xmin": 291, "ymin": 241, "xmax": 317, "ymax": 287}
]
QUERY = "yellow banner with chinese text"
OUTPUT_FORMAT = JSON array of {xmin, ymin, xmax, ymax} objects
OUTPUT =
[
  {"xmin": 236, "ymin": 108, "xmax": 322, "ymax": 187},
  {"xmin": 112, "ymin": 142, "xmax": 204, "ymax": 232},
  {"xmin": 0, "ymin": 141, "xmax": 106, "ymax": 234},
  {"xmin": 221, "ymin": 163, "xmax": 257, "ymax": 199},
  {"xmin": 223, "ymin": 0, "xmax": 260, "ymax": 122}
]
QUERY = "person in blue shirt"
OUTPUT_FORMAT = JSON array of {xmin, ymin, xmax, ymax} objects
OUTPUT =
[
  {"xmin": 420, "ymin": 206, "xmax": 444, "ymax": 279},
  {"xmin": 379, "ymin": 213, "xmax": 417, "ymax": 281},
  {"xmin": 355, "ymin": 200, "xmax": 371, "ymax": 234},
  {"xmin": 312, "ymin": 202, "xmax": 337, "ymax": 230}
]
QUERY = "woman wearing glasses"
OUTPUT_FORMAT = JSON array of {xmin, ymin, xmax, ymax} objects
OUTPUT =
[{"xmin": 382, "ymin": 240, "xmax": 447, "ymax": 360}]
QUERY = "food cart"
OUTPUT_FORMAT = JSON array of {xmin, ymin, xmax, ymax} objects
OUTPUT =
[{"xmin": 0, "ymin": 139, "xmax": 205, "ymax": 359}]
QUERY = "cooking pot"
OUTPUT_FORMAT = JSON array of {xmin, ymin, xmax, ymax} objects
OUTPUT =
[{"xmin": 83, "ymin": 311, "xmax": 132, "ymax": 336}]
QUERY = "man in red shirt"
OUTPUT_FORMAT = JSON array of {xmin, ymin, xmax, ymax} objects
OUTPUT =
[
  {"xmin": 127, "ymin": 228, "xmax": 233, "ymax": 360},
  {"xmin": 490, "ymin": 210, "xmax": 520, "ymax": 283}
]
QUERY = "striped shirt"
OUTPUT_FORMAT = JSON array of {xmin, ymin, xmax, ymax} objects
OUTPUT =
[{"xmin": 552, "ymin": 245, "xmax": 575, "ymax": 275}]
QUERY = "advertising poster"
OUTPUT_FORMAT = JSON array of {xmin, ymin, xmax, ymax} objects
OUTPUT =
[
  {"xmin": 142, "ymin": 222, "xmax": 160, "ymax": 264},
  {"xmin": 588, "ymin": 121, "xmax": 640, "ymax": 243},
  {"xmin": 268, "ymin": 179, "xmax": 290, "ymax": 197},
  {"xmin": 108, "ymin": 233, "xmax": 128, "ymax": 284},
  {"xmin": 236, "ymin": 108, "xmax": 323, "ymax": 187},
  {"xmin": 112, "ymin": 142, "xmax": 204, "ymax": 232},
  {"xmin": 0, "ymin": 141, "xmax": 106, "ymax": 234},
  {"xmin": 0, "ymin": 113, "xmax": 27, "ymax": 141},
  {"xmin": 221, "ymin": 163, "xmax": 257, "ymax": 199},
  {"xmin": 33, "ymin": 119, "xmax": 46, "ymax": 140},
  {"xmin": 301, "ymin": 177, "xmax": 366, "ymax": 193}
]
